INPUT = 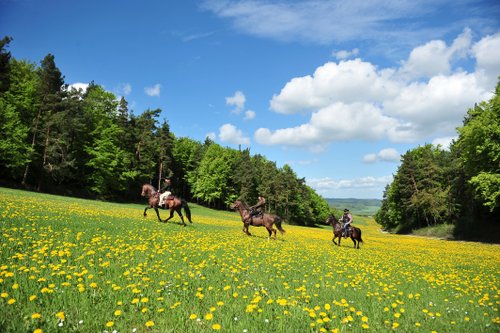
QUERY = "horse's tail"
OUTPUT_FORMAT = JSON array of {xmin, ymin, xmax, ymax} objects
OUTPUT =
[
  {"xmin": 275, "ymin": 216, "xmax": 286, "ymax": 234},
  {"xmin": 182, "ymin": 199, "xmax": 192, "ymax": 222},
  {"xmin": 357, "ymin": 228, "xmax": 363, "ymax": 243}
]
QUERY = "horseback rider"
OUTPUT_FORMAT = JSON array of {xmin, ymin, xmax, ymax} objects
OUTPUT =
[
  {"xmin": 159, "ymin": 177, "xmax": 172, "ymax": 208},
  {"xmin": 342, "ymin": 208, "xmax": 353, "ymax": 237},
  {"xmin": 249, "ymin": 195, "xmax": 266, "ymax": 221}
]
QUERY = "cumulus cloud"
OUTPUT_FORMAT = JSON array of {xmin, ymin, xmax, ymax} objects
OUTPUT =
[
  {"xmin": 226, "ymin": 91, "xmax": 246, "ymax": 113},
  {"xmin": 363, "ymin": 148, "xmax": 400, "ymax": 163},
  {"xmin": 218, "ymin": 123, "xmax": 251, "ymax": 145},
  {"xmin": 259, "ymin": 31, "xmax": 498, "ymax": 148},
  {"xmin": 244, "ymin": 110, "xmax": 256, "ymax": 120},
  {"xmin": 145, "ymin": 84, "xmax": 161, "ymax": 97},
  {"xmin": 401, "ymin": 28, "xmax": 472, "ymax": 78}
]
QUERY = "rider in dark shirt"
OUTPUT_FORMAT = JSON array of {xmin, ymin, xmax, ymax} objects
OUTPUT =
[{"xmin": 249, "ymin": 196, "xmax": 266, "ymax": 218}]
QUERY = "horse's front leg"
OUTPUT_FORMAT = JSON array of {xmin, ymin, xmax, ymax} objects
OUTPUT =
[
  {"xmin": 154, "ymin": 208, "xmax": 162, "ymax": 222},
  {"xmin": 243, "ymin": 222, "xmax": 251, "ymax": 236},
  {"xmin": 351, "ymin": 237, "xmax": 359, "ymax": 249},
  {"xmin": 332, "ymin": 235, "xmax": 337, "ymax": 246},
  {"xmin": 144, "ymin": 206, "xmax": 149, "ymax": 217}
]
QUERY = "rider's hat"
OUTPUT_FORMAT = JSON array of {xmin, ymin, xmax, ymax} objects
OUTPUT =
[{"xmin": 344, "ymin": 208, "xmax": 349, "ymax": 212}]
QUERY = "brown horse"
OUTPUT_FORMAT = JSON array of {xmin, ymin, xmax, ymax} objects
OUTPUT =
[
  {"xmin": 230, "ymin": 200, "xmax": 285, "ymax": 239},
  {"xmin": 326, "ymin": 215, "xmax": 363, "ymax": 249},
  {"xmin": 141, "ymin": 184, "xmax": 192, "ymax": 226}
]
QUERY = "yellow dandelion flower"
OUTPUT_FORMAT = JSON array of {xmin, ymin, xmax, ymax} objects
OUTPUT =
[
  {"xmin": 1, "ymin": 292, "xmax": 8, "ymax": 298},
  {"xmin": 32, "ymin": 313, "xmax": 42, "ymax": 319},
  {"xmin": 392, "ymin": 322, "xmax": 399, "ymax": 329},
  {"xmin": 205, "ymin": 313, "xmax": 213, "ymax": 320},
  {"xmin": 145, "ymin": 321, "xmax": 154, "ymax": 327},
  {"xmin": 114, "ymin": 310, "xmax": 122, "ymax": 316},
  {"xmin": 362, "ymin": 323, "xmax": 369, "ymax": 329},
  {"xmin": 56, "ymin": 312, "xmax": 65, "ymax": 321},
  {"xmin": 189, "ymin": 314, "xmax": 197, "ymax": 320},
  {"xmin": 12, "ymin": 283, "xmax": 19, "ymax": 289},
  {"xmin": 212, "ymin": 323, "xmax": 221, "ymax": 330},
  {"xmin": 7, "ymin": 298, "xmax": 16, "ymax": 305},
  {"xmin": 33, "ymin": 329, "xmax": 43, "ymax": 333},
  {"xmin": 361, "ymin": 316, "xmax": 368, "ymax": 322},
  {"xmin": 105, "ymin": 321, "xmax": 114, "ymax": 327}
]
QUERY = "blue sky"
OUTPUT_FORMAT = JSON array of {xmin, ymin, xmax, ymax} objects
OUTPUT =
[{"xmin": 2, "ymin": 0, "xmax": 499, "ymax": 199}]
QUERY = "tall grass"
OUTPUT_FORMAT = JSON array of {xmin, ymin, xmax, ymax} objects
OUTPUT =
[{"xmin": 1, "ymin": 187, "xmax": 498, "ymax": 332}]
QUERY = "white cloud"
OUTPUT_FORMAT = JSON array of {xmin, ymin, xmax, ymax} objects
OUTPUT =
[
  {"xmin": 363, "ymin": 148, "xmax": 400, "ymax": 163},
  {"xmin": 259, "ymin": 30, "xmax": 498, "ymax": 148},
  {"xmin": 472, "ymin": 32, "xmax": 500, "ymax": 89},
  {"xmin": 244, "ymin": 110, "xmax": 256, "ymax": 120},
  {"xmin": 206, "ymin": 132, "xmax": 216, "ymax": 141},
  {"xmin": 332, "ymin": 48, "xmax": 359, "ymax": 60},
  {"xmin": 269, "ymin": 59, "xmax": 400, "ymax": 114},
  {"xmin": 115, "ymin": 83, "xmax": 132, "ymax": 96},
  {"xmin": 67, "ymin": 82, "xmax": 89, "ymax": 92},
  {"xmin": 145, "ymin": 84, "xmax": 161, "ymax": 97},
  {"xmin": 201, "ymin": 0, "xmax": 439, "ymax": 45},
  {"xmin": 218, "ymin": 123, "xmax": 251, "ymax": 145},
  {"xmin": 432, "ymin": 136, "xmax": 457, "ymax": 150},
  {"xmin": 226, "ymin": 91, "xmax": 246, "ymax": 113},
  {"xmin": 401, "ymin": 28, "xmax": 472, "ymax": 78}
]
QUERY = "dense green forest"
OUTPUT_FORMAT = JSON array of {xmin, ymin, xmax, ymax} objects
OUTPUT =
[
  {"xmin": 0, "ymin": 36, "xmax": 331, "ymax": 226},
  {"xmin": 375, "ymin": 80, "xmax": 500, "ymax": 242}
]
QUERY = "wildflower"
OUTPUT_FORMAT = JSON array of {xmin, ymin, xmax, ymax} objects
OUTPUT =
[
  {"xmin": 189, "ymin": 314, "xmax": 197, "ymax": 320},
  {"xmin": 205, "ymin": 313, "xmax": 213, "ymax": 320},
  {"xmin": 31, "ymin": 313, "xmax": 42, "ymax": 319},
  {"xmin": 145, "ymin": 321, "xmax": 154, "ymax": 327},
  {"xmin": 212, "ymin": 323, "xmax": 221, "ymax": 330},
  {"xmin": 56, "ymin": 312, "xmax": 65, "ymax": 321},
  {"xmin": 114, "ymin": 310, "xmax": 122, "ymax": 316},
  {"xmin": 33, "ymin": 329, "xmax": 43, "ymax": 333},
  {"xmin": 106, "ymin": 321, "xmax": 114, "ymax": 327},
  {"xmin": 7, "ymin": 298, "xmax": 16, "ymax": 305}
]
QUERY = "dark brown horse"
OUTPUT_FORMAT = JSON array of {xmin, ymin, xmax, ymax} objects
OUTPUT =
[
  {"xmin": 326, "ymin": 215, "xmax": 363, "ymax": 249},
  {"xmin": 141, "ymin": 184, "xmax": 192, "ymax": 226},
  {"xmin": 230, "ymin": 200, "xmax": 285, "ymax": 239}
]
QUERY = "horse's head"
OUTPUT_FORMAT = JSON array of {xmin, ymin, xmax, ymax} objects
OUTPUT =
[
  {"xmin": 326, "ymin": 215, "xmax": 339, "ymax": 225},
  {"xmin": 141, "ymin": 184, "xmax": 151, "ymax": 197},
  {"xmin": 230, "ymin": 200, "xmax": 242, "ymax": 210}
]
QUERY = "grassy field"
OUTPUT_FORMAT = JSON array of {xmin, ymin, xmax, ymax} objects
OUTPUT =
[{"xmin": 1, "ymin": 187, "xmax": 498, "ymax": 333}]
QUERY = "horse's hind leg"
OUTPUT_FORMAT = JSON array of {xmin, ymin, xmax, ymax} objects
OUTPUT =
[
  {"xmin": 176, "ymin": 208, "xmax": 186, "ymax": 227},
  {"xmin": 351, "ymin": 237, "xmax": 357, "ymax": 248},
  {"xmin": 163, "ymin": 209, "xmax": 175, "ymax": 223}
]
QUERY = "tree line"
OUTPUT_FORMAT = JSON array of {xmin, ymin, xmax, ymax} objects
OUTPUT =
[
  {"xmin": 375, "ymin": 80, "xmax": 500, "ymax": 242},
  {"xmin": 0, "ymin": 37, "xmax": 332, "ymax": 226}
]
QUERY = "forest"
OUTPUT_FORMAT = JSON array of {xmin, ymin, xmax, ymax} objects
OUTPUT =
[
  {"xmin": 0, "ymin": 36, "xmax": 331, "ymax": 227},
  {"xmin": 375, "ymin": 80, "xmax": 499, "ymax": 242},
  {"xmin": 0, "ymin": 35, "xmax": 498, "ymax": 238}
]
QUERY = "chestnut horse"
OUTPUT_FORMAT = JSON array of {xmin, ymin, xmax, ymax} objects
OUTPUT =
[
  {"xmin": 326, "ymin": 215, "xmax": 363, "ymax": 249},
  {"xmin": 141, "ymin": 184, "xmax": 192, "ymax": 226},
  {"xmin": 230, "ymin": 200, "xmax": 285, "ymax": 239}
]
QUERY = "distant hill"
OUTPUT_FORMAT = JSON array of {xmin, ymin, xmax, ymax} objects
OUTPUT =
[{"xmin": 326, "ymin": 198, "xmax": 381, "ymax": 216}]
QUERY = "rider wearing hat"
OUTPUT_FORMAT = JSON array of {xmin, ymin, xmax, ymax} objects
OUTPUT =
[
  {"xmin": 159, "ymin": 177, "xmax": 172, "ymax": 208},
  {"xmin": 342, "ymin": 208, "xmax": 353, "ymax": 237}
]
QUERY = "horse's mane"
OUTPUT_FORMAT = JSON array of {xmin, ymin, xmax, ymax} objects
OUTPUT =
[{"xmin": 239, "ymin": 200, "xmax": 251, "ymax": 210}]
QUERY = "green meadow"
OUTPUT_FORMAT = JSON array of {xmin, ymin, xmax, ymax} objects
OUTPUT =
[{"xmin": 0, "ymin": 187, "xmax": 498, "ymax": 332}]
